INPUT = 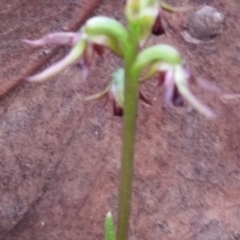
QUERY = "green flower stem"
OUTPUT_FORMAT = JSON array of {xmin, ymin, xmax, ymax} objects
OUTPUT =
[{"xmin": 116, "ymin": 20, "xmax": 141, "ymax": 240}]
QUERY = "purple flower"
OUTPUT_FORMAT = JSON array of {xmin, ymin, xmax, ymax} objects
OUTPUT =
[
  {"xmin": 84, "ymin": 68, "xmax": 150, "ymax": 117},
  {"xmin": 144, "ymin": 62, "xmax": 223, "ymax": 119}
]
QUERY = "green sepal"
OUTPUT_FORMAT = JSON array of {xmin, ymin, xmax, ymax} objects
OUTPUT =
[
  {"xmin": 134, "ymin": 44, "xmax": 181, "ymax": 75},
  {"xmin": 87, "ymin": 35, "xmax": 123, "ymax": 57},
  {"xmin": 111, "ymin": 68, "xmax": 125, "ymax": 108},
  {"xmin": 27, "ymin": 39, "xmax": 86, "ymax": 83},
  {"xmin": 174, "ymin": 65, "xmax": 216, "ymax": 119},
  {"xmin": 84, "ymin": 16, "xmax": 128, "ymax": 47}
]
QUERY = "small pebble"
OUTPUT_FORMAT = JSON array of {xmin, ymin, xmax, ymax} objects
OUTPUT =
[{"xmin": 183, "ymin": 6, "xmax": 225, "ymax": 43}]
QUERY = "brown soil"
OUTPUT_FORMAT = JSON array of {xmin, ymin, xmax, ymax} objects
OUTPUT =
[{"xmin": 0, "ymin": 0, "xmax": 240, "ymax": 239}]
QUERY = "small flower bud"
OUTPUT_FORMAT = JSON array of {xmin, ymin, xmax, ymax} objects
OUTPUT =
[{"xmin": 125, "ymin": 0, "xmax": 142, "ymax": 20}]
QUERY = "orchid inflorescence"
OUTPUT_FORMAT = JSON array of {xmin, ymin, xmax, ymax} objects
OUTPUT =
[{"xmin": 23, "ymin": 0, "xmax": 223, "ymax": 119}]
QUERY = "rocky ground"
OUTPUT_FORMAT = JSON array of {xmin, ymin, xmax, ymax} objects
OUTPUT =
[{"xmin": 0, "ymin": 0, "xmax": 240, "ymax": 239}]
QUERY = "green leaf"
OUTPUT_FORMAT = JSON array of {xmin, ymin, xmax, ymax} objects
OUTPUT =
[{"xmin": 105, "ymin": 212, "xmax": 116, "ymax": 240}]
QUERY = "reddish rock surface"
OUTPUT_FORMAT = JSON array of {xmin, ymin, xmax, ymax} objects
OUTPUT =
[{"xmin": 0, "ymin": 0, "xmax": 240, "ymax": 240}]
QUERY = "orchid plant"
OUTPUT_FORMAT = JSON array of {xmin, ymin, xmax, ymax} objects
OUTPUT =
[{"xmin": 23, "ymin": 1, "xmax": 224, "ymax": 239}]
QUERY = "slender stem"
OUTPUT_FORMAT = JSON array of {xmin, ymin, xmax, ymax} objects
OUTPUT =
[{"xmin": 116, "ymin": 21, "xmax": 140, "ymax": 240}]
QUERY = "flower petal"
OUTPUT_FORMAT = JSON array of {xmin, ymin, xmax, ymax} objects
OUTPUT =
[
  {"xmin": 172, "ymin": 86, "xmax": 184, "ymax": 106},
  {"xmin": 134, "ymin": 44, "xmax": 181, "ymax": 76},
  {"xmin": 142, "ymin": 61, "xmax": 171, "ymax": 82},
  {"xmin": 22, "ymin": 32, "xmax": 81, "ymax": 47},
  {"xmin": 139, "ymin": 5, "xmax": 159, "ymax": 46},
  {"xmin": 84, "ymin": 16, "xmax": 128, "ymax": 48},
  {"xmin": 160, "ymin": 1, "xmax": 195, "ymax": 13},
  {"xmin": 221, "ymin": 93, "xmax": 240, "ymax": 100},
  {"xmin": 179, "ymin": 86, "xmax": 216, "ymax": 118},
  {"xmin": 194, "ymin": 77, "xmax": 223, "ymax": 94},
  {"xmin": 26, "ymin": 40, "xmax": 86, "ymax": 83},
  {"xmin": 83, "ymin": 84, "xmax": 111, "ymax": 101},
  {"xmin": 110, "ymin": 68, "xmax": 125, "ymax": 108},
  {"xmin": 163, "ymin": 70, "xmax": 175, "ymax": 108},
  {"xmin": 174, "ymin": 65, "xmax": 216, "ymax": 119}
]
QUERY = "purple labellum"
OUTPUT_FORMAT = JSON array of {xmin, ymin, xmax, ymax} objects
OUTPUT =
[
  {"xmin": 77, "ymin": 44, "xmax": 100, "ymax": 81},
  {"xmin": 162, "ymin": 70, "xmax": 175, "ymax": 108},
  {"xmin": 172, "ymin": 86, "xmax": 184, "ymax": 106},
  {"xmin": 77, "ymin": 60, "xmax": 90, "ymax": 81},
  {"xmin": 157, "ymin": 71, "xmax": 166, "ymax": 87},
  {"xmin": 93, "ymin": 44, "xmax": 105, "ymax": 57},
  {"xmin": 113, "ymin": 101, "xmax": 123, "ymax": 117},
  {"xmin": 152, "ymin": 13, "xmax": 165, "ymax": 36}
]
